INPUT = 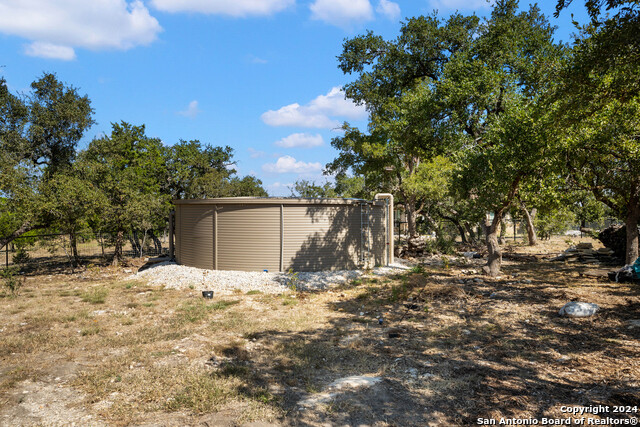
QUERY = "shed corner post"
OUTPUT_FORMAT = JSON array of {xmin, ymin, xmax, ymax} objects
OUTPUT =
[
  {"xmin": 374, "ymin": 193, "xmax": 394, "ymax": 265},
  {"xmin": 214, "ymin": 206, "xmax": 218, "ymax": 270},
  {"xmin": 280, "ymin": 204, "xmax": 284, "ymax": 272},
  {"xmin": 169, "ymin": 209, "xmax": 175, "ymax": 260}
]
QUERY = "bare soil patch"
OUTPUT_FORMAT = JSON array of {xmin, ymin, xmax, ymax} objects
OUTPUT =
[{"xmin": 1, "ymin": 237, "xmax": 638, "ymax": 426}]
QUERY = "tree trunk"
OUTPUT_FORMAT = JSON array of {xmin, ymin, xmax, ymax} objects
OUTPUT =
[
  {"xmin": 441, "ymin": 214, "xmax": 467, "ymax": 243},
  {"xmin": 498, "ymin": 219, "xmax": 506, "ymax": 245},
  {"xmin": 128, "ymin": 233, "xmax": 141, "ymax": 257},
  {"xmin": 483, "ymin": 214, "xmax": 503, "ymax": 277},
  {"xmin": 140, "ymin": 230, "xmax": 148, "ymax": 259},
  {"xmin": 149, "ymin": 230, "xmax": 162, "ymax": 253},
  {"xmin": 464, "ymin": 223, "xmax": 477, "ymax": 243},
  {"xmin": 406, "ymin": 202, "xmax": 418, "ymax": 238},
  {"xmin": 625, "ymin": 197, "xmax": 640, "ymax": 265},
  {"xmin": 70, "ymin": 231, "xmax": 80, "ymax": 265},
  {"xmin": 113, "ymin": 230, "xmax": 124, "ymax": 267},
  {"xmin": 521, "ymin": 204, "xmax": 538, "ymax": 246},
  {"xmin": 457, "ymin": 223, "xmax": 467, "ymax": 244}
]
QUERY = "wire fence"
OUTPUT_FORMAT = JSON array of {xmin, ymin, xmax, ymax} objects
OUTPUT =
[{"xmin": 3, "ymin": 231, "xmax": 170, "ymax": 268}]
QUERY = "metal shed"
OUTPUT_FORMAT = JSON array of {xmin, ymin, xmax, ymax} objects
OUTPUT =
[{"xmin": 171, "ymin": 196, "xmax": 393, "ymax": 272}]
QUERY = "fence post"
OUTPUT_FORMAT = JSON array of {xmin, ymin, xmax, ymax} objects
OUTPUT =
[{"xmin": 5, "ymin": 244, "xmax": 7, "ymax": 268}]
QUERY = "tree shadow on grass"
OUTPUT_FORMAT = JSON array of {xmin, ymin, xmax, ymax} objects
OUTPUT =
[{"xmin": 219, "ymin": 265, "xmax": 640, "ymax": 425}]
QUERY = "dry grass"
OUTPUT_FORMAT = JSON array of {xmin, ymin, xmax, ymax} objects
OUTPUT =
[{"xmin": 0, "ymin": 237, "xmax": 639, "ymax": 426}]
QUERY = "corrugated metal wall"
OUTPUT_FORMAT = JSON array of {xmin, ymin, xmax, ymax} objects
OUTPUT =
[
  {"xmin": 283, "ymin": 205, "xmax": 360, "ymax": 271},
  {"xmin": 175, "ymin": 200, "xmax": 386, "ymax": 272},
  {"xmin": 175, "ymin": 204, "xmax": 214, "ymax": 269},
  {"xmin": 217, "ymin": 205, "xmax": 281, "ymax": 271}
]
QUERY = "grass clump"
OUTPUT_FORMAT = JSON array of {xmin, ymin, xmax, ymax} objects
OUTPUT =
[
  {"xmin": 81, "ymin": 326, "xmax": 101, "ymax": 336},
  {"xmin": 166, "ymin": 371, "xmax": 240, "ymax": 414},
  {"xmin": 211, "ymin": 300, "xmax": 240, "ymax": 310},
  {"xmin": 81, "ymin": 287, "xmax": 108, "ymax": 304},
  {"xmin": 176, "ymin": 299, "xmax": 214, "ymax": 323},
  {"xmin": 281, "ymin": 295, "xmax": 298, "ymax": 306}
]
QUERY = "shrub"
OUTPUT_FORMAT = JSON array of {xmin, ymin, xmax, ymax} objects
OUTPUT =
[
  {"xmin": 1, "ymin": 267, "xmax": 22, "ymax": 294},
  {"xmin": 12, "ymin": 249, "xmax": 31, "ymax": 265}
]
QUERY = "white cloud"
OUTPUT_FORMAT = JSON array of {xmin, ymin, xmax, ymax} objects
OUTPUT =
[
  {"xmin": 428, "ymin": 0, "xmax": 494, "ymax": 11},
  {"xmin": 268, "ymin": 181, "xmax": 292, "ymax": 189},
  {"xmin": 177, "ymin": 100, "xmax": 200, "ymax": 118},
  {"xmin": 262, "ymin": 155, "xmax": 323, "ymax": 174},
  {"xmin": 247, "ymin": 147, "xmax": 266, "ymax": 158},
  {"xmin": 376, "ymin": 0, "xmax": 400, "ymax": 20},
  {"xmin": 151, "ymin": 0, "xmax": 294, "ymax": 16},
  {"xmin": 261, "ymin": 103, "xmax": 337, "ymax": 128},
  {"xmin": 261, "ymin": 87, "xmax": 366, "ymax": 129},
  {"xmin": 0, "ymin": 0, "xmax": 162, "ymax": 59},
  {"xmin": 275, "ymin": 133, "xmax": 324, "ymax": 148},
  {"xmin": 24, "ymin": 42, "xmax": 76, "ymax": 60},
  {"xmin": 266, "ymin": 181, "xmax": 294, "ymax": 196},
  {"xmin": 248, "ymin": 54, "xmax": 268, "ymax": 64},
  {"xmin": 310, "ymin": 0, "xmax": 373, "ymax": 28}
]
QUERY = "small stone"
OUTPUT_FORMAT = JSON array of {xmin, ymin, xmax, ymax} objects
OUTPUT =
[
  {"xmin": 522, "ymin": 279, "xmax": 532, "ymax": 284},
  {"xmin": 462, "ymin": 329, "xmax": 471, "ymax": 335},
  {"xmin": 627, "ymin": 320, "xmax": 640, "ymax": 329},
  {"xmin": 559, "ymin": 301, "xmax": 599, "ymax": 317}
]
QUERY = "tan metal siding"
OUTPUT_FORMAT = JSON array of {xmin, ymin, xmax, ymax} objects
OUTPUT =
[
  {"xmin": 371, "ymin": 206, "xmax": 385, "ymax": 266},
  {"xmin": 283, "ymin": 205, "xmax": 360, "ymax": 271},
  {"xmin": 174, "ymin": 198, "xmax": 389, "ymax": 272},
  {"xmin": 177, "ymin": 205, "xmax": 214, "ymax": 269},
  {"xmin": 175, "ymin": 205, "xmax": 181, "ymax": 264},
  {"xmin": 217, "ymin": 205, "xmax": 280, "ymax": 271}
]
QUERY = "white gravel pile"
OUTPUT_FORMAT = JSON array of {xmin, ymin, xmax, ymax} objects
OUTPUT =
[{"xmin": 132, "ymin": 260, "xmax": 412, "ymax": 295}]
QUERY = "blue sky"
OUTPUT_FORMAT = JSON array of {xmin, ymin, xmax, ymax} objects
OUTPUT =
[{"xmin": 0, "ymin": 0, "xmax": 588, "ymax": 196}]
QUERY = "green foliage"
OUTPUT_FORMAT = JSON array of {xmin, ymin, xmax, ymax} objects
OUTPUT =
[
  {"xmin": 166, "ymin": 140, "xmax": 267, "ymax": 199},
  {"xmin": 534, "ymin": 207, "xmax": 576, "ymax": 239},
  {"xmin": 290, "ymin": 180, "xmax": 337, "ymax": 198},
  {"xmin": 286, "ymin": 269, "xmax": 300, "ymax": 292},
  {"xmin": 1, "ymin": 266, "xmax": 22, "ymax": 294},
  {"xmin": 27, "ymin": 73, "xmax": 94, "ymax": 174},
  {"xmin": 222, "ymin": 175, "xmax": 268, "ymax": 197},
  {"xmin": 12, "ymin": 249, "xmax": 31, "ymax": 265},
  {"xmin": 78, "ymin": 122, "xmax": 169, "ymax": 261},
  {"xmin": 1, "ymin": 73, "xmax": 94, "ymax": 251}
]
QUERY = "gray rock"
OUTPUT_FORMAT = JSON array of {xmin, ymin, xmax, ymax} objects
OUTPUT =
[
  {"xmin": 559, "ymin": 302, "xmax": 599, "ymax": 317},
  {"xmin": 627, "ymin": 319, "xmax": 640, "ymax": 329}
]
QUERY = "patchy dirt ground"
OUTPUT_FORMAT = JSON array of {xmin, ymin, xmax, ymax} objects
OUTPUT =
[{"xmin": 1, "ymin": 237, "xmax": 639, "ymax": 426}]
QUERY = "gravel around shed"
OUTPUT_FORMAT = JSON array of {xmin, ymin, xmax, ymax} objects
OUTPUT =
[{"xmin": 132, "ymin": 261, "xmax": 412, "ymax": 295}]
